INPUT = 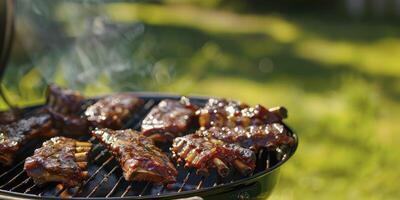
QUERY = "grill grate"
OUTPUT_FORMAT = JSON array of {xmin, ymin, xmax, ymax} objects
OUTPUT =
[{"xmin": 0, "ymin": 95, "xmax": 291, "ymax": 199}]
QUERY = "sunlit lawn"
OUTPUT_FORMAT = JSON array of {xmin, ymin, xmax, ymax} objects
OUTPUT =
[{"xmin": 3, "ymin": 1, "xmax": 400, "ymax": 199}]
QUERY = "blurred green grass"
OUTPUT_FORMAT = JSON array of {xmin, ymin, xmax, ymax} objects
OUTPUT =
[{"xmin": 3, "ymin": 1, "xmax": 400, "ymax": 199}]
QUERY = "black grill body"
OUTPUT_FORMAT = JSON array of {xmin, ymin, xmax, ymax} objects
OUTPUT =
[{"xmin": 0, "ymin": 93, "xmax": 298, "ymax": 200}]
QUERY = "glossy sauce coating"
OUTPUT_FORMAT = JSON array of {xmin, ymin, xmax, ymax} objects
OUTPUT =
[
  {"xmin": 196, "ymin": 123, "xmax": 295, "ymax": 151},
  {"xmin": 172, "ymin": 133, "xmax": 256, "ymax": 172},
  {"xmin": 142, "ymin": 98, "xmax": 197, "ymax": 142},
  {"xmin": 93, "ymin": 128, "xmax": 177, "ymax": 184},
  {"xmin": 0, "ymin": 113, "xmax": 55, "ymax": 165},
  {"xmin": 197, "ymin": 98, "xmax": 283, "ymax": 128},
  {"xmin": 85, "ymin": 94, "xmax": 144, "ymax": 129},
  {"xmin": 24, "ymin": 137, "xmax": 90, "ymax": 186}
]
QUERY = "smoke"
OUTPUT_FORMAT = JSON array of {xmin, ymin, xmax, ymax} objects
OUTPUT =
[{"xmin": 7, "ymin": 0, "xmax": 174, "ymax": 99}]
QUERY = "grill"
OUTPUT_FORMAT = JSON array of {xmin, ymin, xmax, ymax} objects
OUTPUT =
[
  {"xmin": 0, "ymin": 93, "xmax": 298, "ymax": 200},
  {"xmin": 0, "ymin": 1, "xmax": 298, "ymax": 198}
]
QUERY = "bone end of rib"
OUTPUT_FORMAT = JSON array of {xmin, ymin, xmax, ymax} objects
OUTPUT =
[
  {"xmin": 76, "ymin": 141, "xmax": 92, "ymax": 147},
  {"xmin": 81, "ymin": 171, "xmax": 89, "ymax": 178},
  {"xmin": 75, "ymin": 152, "xmax": 88, "ymax": 162},
  {"xmin": 76, "ymin": 146, "xmax": 91, "ymax": 153},
  {"xmin": 213, "ymin": 158, "xmax": 230, "ymax": 177},
  {"xmin": 233, "ymin": 159, "xmax": 253, "ymax": 176},
  {"xmin": 268, "ymin": 106, "xmax": 288, "ymax": 119},
  {"xmin": 77, "ymin": 162, "xmax": 88, "ymax": 169}
]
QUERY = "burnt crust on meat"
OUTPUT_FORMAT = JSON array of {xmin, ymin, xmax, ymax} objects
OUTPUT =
[
  {"xmin": 24, "ymin": 137, "xmax": 92, "ymax": 187},
  {"xmin": 93, "ymin": 128, "xmax": 177, "ymax": 184},
  {"xmin": 0, "ymin": 113, "xmax": 56, "ymax": 165},
  {"xmin": 85, "ymin": 94, "xmax": 144, "ymax": 129},
  {"xmin": 141, "ymin": 97, "xmax": 198, "ymax": 142}
]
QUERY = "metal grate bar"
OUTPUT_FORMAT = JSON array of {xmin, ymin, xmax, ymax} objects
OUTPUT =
[
  {"xmin": 87, "ymin": 165, "xmax": 118, "ymax": 197},
  {"xmin": 196, "ymin": 177, "xmax": 205, "ymax": 190},
  {"xmin": 105, "ymin": 176, "xmax": 123, "ymax": 198},
  {"xmin": 90, "ymin": 143, "xmax": 103, "ymax": 152},
  {"xmin": 24, "ymin": 183, "xmax": 38, "ymax": 194},
  {"xmin": 72, "ymin": 155, "xmax": 113, "ymax": 197},
  {"xmin": 10, "ymin": 177, "xmax": 31, "ymax": 191},
  {"xmin": 139, "ymin": 182, "xmax": 151, "ymax": 196},
  {"xmin": 178, "ymin": 172, "xmax": 192, "ymax": 192},
  {"xmin": 121, "ymin": 183, "xmax": 133, "ymax": 197},
  {"xmin": 0, "ymin": 168, "xmax": 25, "ymax": 188},
  {"xmin": 93, "ymin": 149, "xmax": 109, "ymax": 162},
  {"xmin": 0, "ymin": 160, "xmax": 24, "ymax": 179},
  {"xmin": 258, "ymin": 149, "xmax": 264, "ymax": 160},
  {"xmin": 265, "ymin": 153, "xmax": 270, "ymax": 169},
  {"xmin": 83, "ymin": 155, "xmax": 113, "ymax": 183},
  {"xmin": 156, "ymin": 185, "xmax": 166, "ymax": 195}
]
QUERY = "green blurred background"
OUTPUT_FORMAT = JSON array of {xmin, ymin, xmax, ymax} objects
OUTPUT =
[{"xmin": 2, "ymin": 0, "xmax": 400, "ymax": 199}]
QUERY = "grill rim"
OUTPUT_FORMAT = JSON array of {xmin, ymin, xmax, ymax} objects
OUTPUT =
[{"xmin": 0, "ymin": 92, "xmax": 298, "ymax": 199}]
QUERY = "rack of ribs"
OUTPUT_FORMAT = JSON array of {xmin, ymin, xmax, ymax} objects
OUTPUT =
[
  {"xmin": 24, "ymin": 137, "xmax": 92, "ymax": 187},
  {"xmin": 197, "ymin": 98, "xmax": 287, "ymax": 128},
  {"xmin": 141, "ymin": 97, "xmax": 197, "ymax": 142},
  {"xmin": 92, "ymin": 128, "xmax": 177, "ymax": 184},
  {"xmin": 172, "ymin": 134, "xmax": 256, "ymax": 177},
  {"xmin": 46, "ymin": 84, "xmax": 88, "ymax": 135},
  {"xmin": 0, "ymin": 113, "xmax": 56, "ymax": 165},
  {"xmin": 196, "ymin": 123, "xmax": 295, "ymax": 152},
  {"xmin": 85, "ymin": 94, "xmax": 144, "ymax": 129}
]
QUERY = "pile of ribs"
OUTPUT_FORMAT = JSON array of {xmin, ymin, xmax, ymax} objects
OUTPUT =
[
  {"xmin": 0, "ymin": 83, "xmax": 296, "ymax": 189},
  {"xmin": 24, "ymin": 137, "xmax": 92, "ymax": 186},
  {"xmin": 171, "ymin": 98, "xmax": 294, "ymax": 176}
]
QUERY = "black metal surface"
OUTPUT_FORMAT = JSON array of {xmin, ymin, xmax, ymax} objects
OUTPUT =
[
  {"xmin": 0, "ymin": 0, "xmax": 15, "ymax": 109},
  {"xmin": 0, "ymin": 93, "xmax": 298, "ymax": 200}
]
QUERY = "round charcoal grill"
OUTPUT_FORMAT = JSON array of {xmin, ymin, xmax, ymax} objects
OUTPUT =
[
  {"xmin": 0, "ymin": 93, "xmax": 298, "ymax": 200},
  {"xmin": 0, "ymin": 1, "xmax": 298, "ymax": 199}
]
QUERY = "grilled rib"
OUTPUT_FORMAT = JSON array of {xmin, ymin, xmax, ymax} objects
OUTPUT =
[
  {"xmin": 172, "ymin": 134, "xmax": 256, "ymax": 177},
  {"xmin": 0, "ymin": 113, "xmax": 56, "ymax": 165},
  {"xmin": 46, "ymin": 84, "xmax": 88, "ymax": 135},
  {"xmin": 196, "ymin": 123, "xmax": 295, "ymax": 152},
  {"xmin": 197, "ymin": 98, "xmax": 287, "ymax": 128},
  {"xmin": 85, "ymin": 94, "xmax": 144, "ymax": 129},
  {"xmin": 46, "ymin": 84, "xmax": 85, "ymax": 114},
  {"xmin": 141, "ymin": 97, "xmax": 197, "ymax": 142},
  {"xmin": 24, "ymin": 137, "xmax": 92, "ymax": 187},
  {"xmin": 93, "ymin": 128, "xmax": 178, "ymax": 184}
]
